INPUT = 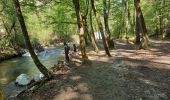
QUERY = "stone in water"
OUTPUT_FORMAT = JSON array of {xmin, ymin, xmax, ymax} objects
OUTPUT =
[
  {"xmin": 15, "ymin": 74, "xmax": 31, "ymax": 86},
  {"xmin": 33, "ymin": 73, "xmax": 44, "ymax": 82}
]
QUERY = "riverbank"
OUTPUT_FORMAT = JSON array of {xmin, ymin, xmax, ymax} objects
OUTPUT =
[
  {"xmin": 0, "ymin": 48, "xmax": 21, "ymax": 62},
  {"xmin": 0, "ymin": 87, "xmax": 4, "ymax": 100},
  {"xmin": 1, "ymin": 46, "xmax": 65, "ymax": 99}
]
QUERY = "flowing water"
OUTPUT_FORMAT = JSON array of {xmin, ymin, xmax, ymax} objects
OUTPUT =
[{"xmin": 0, "ymin": 47, "xmax": 63, "ymax": 98}]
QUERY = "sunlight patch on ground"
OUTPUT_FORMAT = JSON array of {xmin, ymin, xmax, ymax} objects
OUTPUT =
[
  {"xmin": 69, "ymin": 75, "xmax": 82, "ymax": 81},
  {"xmin": 53, "ymin": 82, "xmax": 92, "ymax": 100},
  {"xmin": 53, "ymin": 89, "xmax": 79, "ymax": 100},
  {"xmin": 138, "ymin": 78, "xmax": 159, "ymax": 87},
  {"xmin": 75, "ymin": 83, "xmax": 89, "ymax": 93}
]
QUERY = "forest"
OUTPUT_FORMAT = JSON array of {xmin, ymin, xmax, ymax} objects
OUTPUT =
[{"xmin": 0, "ymin": 0, "xmax": 170, "ymax": 99}]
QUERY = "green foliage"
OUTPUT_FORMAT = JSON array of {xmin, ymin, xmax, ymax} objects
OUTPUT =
[{"xmin": 0, "ymin": 0, "xmax": 170, "ymax": 50}]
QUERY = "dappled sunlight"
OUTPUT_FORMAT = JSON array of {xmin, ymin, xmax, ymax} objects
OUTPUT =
[
  {"xmin": 112, "ymin": 40, "xmax": 170, "ymax": 71},
  {"xmin": 53, "ymin": 87, "xmax": 80, "ymax": 100},
  {"xmin": 138, "ymin": 78, "xmax": 159, "ymax": 87},
  {"xmin": 1, "ymin": 0, "xmax": 170, "ymax": 99},
  {"xmin": 69, "ymin": 75, "xmax": 82, "ymax": 81},
  {"xmin": 29, "ymin": 40, "xmax": 170, "ymax": 99}
]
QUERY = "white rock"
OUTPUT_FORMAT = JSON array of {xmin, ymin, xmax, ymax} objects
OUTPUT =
[
  {"xmin": 33, "ymin": 73, "xmax": 44, "ymax": 82},
  {"xmin": 15, "ymin": 74, "xmax": 31, "ymax": 86},
  {"xmin": 22, "ymin": 52, "xmax": 31, "ymax": 57}
]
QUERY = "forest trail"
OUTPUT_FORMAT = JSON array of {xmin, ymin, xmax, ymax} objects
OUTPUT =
[{"xmin": 20, "ymin": 40, "xmax": 170, "ymax": 100}]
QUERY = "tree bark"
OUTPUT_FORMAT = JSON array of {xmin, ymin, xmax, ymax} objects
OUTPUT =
[
  {"xmin": 83, "ymin": 0, "xmax": 91, "ymax": 45},
  {"xmin": 83, "ymin": 17, "xmax": 90, "ymax": 45},
  {"xmin": 103, "ymin": 0, "xmax": 115, "ymax": 49},
  {"xmin": 140, "ymin": 10, "xmax": 149, "ymax": 44},
  {"xmin": 159, "ymin": 0, "xmax": 165, "ymax": 39},
  {"xmin": 91, "ymin": 0, "xmax": 111, "ymax": 57},
  {"xmin": 72, "ymin": 0, "xmax": 88, "ymax": 58},
  {"xmin": 89, "ymin": 4, "xmax": 99, "ymax": 52},
  {"xmin": 13, "ymin": 0, "xmax": 51, "ymax": 78},
  {"xmin": 125, "ymin": 0, "xmax": 129, "ymax": 41},
  {"xmin": 134, "ymin": 0, "xmax": 149, "ymax": 49}
]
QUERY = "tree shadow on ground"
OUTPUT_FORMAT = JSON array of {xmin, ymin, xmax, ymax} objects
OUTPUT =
[
  {"xmin": 20, "ymin": 57, "xmax": 170, "ymax": 100},
  {"xmin": 18, "ymin": 40, "xmax": 170, "ymax": 100}
]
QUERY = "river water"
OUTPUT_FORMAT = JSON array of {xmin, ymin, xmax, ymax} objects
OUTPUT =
[{"xmin": 0, "ymin": 47, "xmax": 63, "ymax": 98}]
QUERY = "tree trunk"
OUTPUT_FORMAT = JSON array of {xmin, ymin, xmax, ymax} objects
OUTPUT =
[
  {"xmin": 83, "ymin": 0, "xmax": 91, "ymax": 45},
  {"xmin": 125, "ymin": 0, "xmax": 129, "ymax": 41},
  {"xmin": 13, "ymin": 0, "xmax": 51, "ymax": 78},
  {"xmin": 159, "ymin": 0, "xmax": 165, "ymax": 39},
  {"xmin": 140, "ymin": 10, "xmax": 149, "ymax": 44},
  {"xmin": 89, "ymin": 4, "xmax": 99, "ymax": 52},
  {"xmin": 134, "ymin": 0, "xmax": 149, "ymax": 49},
  {"xmin": 103, "ymin": 0, "xmax": 115, "ymax": 49},
  {"xmin": 83, "ymin": 17, "xmax": 90, "ymax": 45},
  {"xmin": 72, "ymin": 0, "xmax": 88, "ymax": 58},
  {"xmin": 91, "ymin": 0, "xmax": 111, "ymax": 57},
  {"xmin": 133, "ymin": 1, "xmax": 136, "ymax": 37},
  {"xmin": 119, "ymin": 0, "xmax": 125, "ymax": 39}
]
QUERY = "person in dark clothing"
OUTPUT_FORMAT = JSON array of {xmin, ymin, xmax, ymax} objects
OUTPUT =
[
  {"xmin": 64, "ymin": 42, "xmax": 70, "ymax": 64},
  {"xmin": 73, "ymin": 44, "xmax": 77, "ymax": 52}
]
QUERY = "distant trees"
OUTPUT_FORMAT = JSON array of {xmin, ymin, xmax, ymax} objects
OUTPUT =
[
  {"xmin": 1, "ymin": 0, "xmax": 170, "ymax": 60},
  {"xmin": 0, "ymin": 0, "xmax": 18, "ymax": 49},
  {"xmin": 73, "ymin": 0, "xmax": 114, "ymax": 58},
  {"xmin": 13, "ymin": 0, "xmax": 51, "ymax": 78}
]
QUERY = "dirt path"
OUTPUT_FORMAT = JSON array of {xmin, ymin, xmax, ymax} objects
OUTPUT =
[{"xmin": 19, "ymin": 40, "xmax": 170, "ymax": 100}]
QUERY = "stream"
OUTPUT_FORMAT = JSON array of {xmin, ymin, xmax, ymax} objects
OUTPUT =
[{"xmin": 0, "ymin": 47, "xmax": 63, "ymax": 97}]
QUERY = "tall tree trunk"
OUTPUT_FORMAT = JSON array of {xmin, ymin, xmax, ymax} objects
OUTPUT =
[
  {"xmin": 120, "ymin": 0, "xmax": 125, "ymax": 39},
  {"xmin": 134, "ymin": 0, "xmax": 149, "ymax": 49},
  {"xmin": 91, "ymin": 0, "xmax": 111, "ymax": 57},
  {"xmin": 89, "ymin": 4, "xmax": 99, "ymax": 52},
  {"xmin": 159, "ymin": 0, "xmax": 165, "ymax": 39},
  {"xmin": 119, "ymin": 7, "xmax": 123, "ymax": 39},
  {"xmin": 72, "ymin": 0, "xmax": 88, "ymax": 58},
  {"xmin": 83, "ymin": 0, "xmax": 91, "ymax": 45},
  {"xmin": 125, "ymin": 0, "xmax": 129, "ymax": 41},
  {"xmin": 135, "ymin": 0, "xmax": 142, "ymax": 45},
  {"xmin": 83, "ymin": 17, "xmax": 90, "ymax": 45},
  {"xmin": 140, "ymin": 10, "xmax": 149, "ymax": 44},
  {"xmin": 133, "ymin": 1, "xmax": 136, "ymax": 37},
  {"xmin": 13, "ymin": 0, "xmax": 51, "ymax": 78},
  {"xmin": 103, "ymin": 0, "xmax": 115, "ymax": 49}
]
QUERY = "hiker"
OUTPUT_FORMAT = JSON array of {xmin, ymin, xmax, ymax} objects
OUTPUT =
[
  {"xmin": 71, "ymin": 44, "xmax": 78, "ymax": 56},
  {"xmin": 64, "ymin": 42, "xmax": 70, "ymax": 64},
  {"xmin": 73, "ymin": 44, "xmax": 77, "ymax": 53}
]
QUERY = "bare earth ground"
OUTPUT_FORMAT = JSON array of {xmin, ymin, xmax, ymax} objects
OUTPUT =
[{"xmin": 19, "ymin": 40, "xmax": 170, "ymax": 100}]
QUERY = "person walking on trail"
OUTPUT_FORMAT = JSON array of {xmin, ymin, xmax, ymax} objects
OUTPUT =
[
  {"xmin": 71, "ymin": 44, "xmax": 78, "ymax": 56},
  {"xmin": 73, "ymin": 44, "xmax": 77, "ymax": 53},
  {"xmin": 64, "ymin": 42, "xmax": 70, "ymax": 64}
]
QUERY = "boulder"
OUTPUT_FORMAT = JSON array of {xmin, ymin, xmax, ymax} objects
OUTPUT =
[
  {"xmin": 33, "ymin": 73, "xmax": 44, "ymax": 82},
  {"xmin": 15, "ymin": 74, "xmax": 31, "ymax": 86}
]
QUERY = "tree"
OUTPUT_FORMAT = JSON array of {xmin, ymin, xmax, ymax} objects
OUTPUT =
[
  {"xmin": 82, "ymin": 0, "xmax": 90, "ymax": 46},
  {"xmin": 159, "ymin": 0, "xmax": 165, "ymax": 39},
  {"xmin": 13, "ymin": 0, "xmax": 51, "ymax": 78},
  {"xmin": 103, "ymin": 0, "xmax": 115, "ymax": 49},
  {"xmin": 72, "ymin": 0, "xmax": 88, "ymax": 58},
  {"xmin": 89, "ymin": 3, "xmax": 99, "ymax": 52},
  {"xmin": 125, "ymin": 0, "xmax": 129, "ymax": 41},
  {"xmin": 134, "ymin": 0, "xmax": 149, "ymax": 49},
  {"xmin": 91, "ymin": 0, "xmax": 111, "ymax": 57}
]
